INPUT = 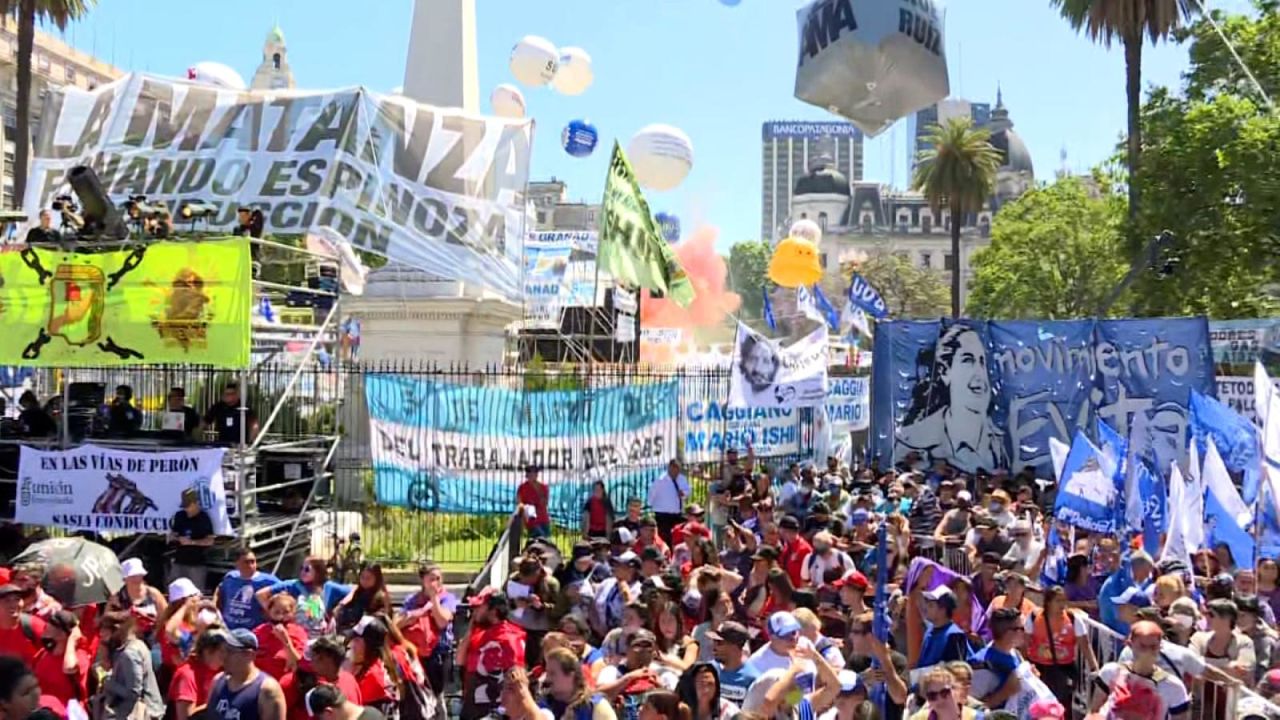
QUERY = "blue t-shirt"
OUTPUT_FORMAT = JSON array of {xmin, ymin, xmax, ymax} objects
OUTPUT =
[
  {"xmin": 969, "ymin": 644, "xmax": 1019, "ymax": 689},
  {"xmin": 715, "ymin": 662, "xmax": 760, "ymax": 705},
  {"xmin": 269, "ymin": 579, "xmax": 350, "ymax": 637},
  {"xmin": 217, "ymin": 570, "xmax": 280, "ymax": 630}
]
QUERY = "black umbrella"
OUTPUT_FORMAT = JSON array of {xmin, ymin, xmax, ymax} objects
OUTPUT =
[{"xmin": 12, "ymin": 537, "xmax": 124, "ymax": 606}]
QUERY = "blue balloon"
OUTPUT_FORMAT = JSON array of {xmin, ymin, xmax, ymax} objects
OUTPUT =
[
  {"xmin": 561, "ymin": 119, "xmax": 598, "ymax": 158},
  {"xmin": 655, "ymin": 212, "xmax": 681, "ymax": 243}
]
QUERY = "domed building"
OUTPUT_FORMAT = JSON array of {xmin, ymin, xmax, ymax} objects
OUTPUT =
[{"xmin": 784, "ymin": 89, "xmax": 1034, "ymax": 311}]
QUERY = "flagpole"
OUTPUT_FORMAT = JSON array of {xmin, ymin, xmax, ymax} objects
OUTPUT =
[{"xmin": 871, "ymin": 521, "xmax": 889, "ymax": 718}]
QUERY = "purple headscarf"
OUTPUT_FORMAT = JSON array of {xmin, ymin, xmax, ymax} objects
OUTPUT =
[{"xmin": 905, "ymin": 557, "xmax": 990, "ymax": 641}]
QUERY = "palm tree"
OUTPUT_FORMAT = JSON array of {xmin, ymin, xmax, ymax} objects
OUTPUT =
[
  {"xmin": 1050, "ymin": 0, "xmax": 1195, "ymax": 222},
  {"xmin": 0, "ymin": 0, "xmax": 95, "ymax": 209},
  {"xmin": 912, "ymin": 117, "xmax": 1002, "ymax": 318}
]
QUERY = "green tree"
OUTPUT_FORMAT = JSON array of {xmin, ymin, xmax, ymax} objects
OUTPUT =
[
  {"xmin": 1127, "ymin": 2, "xmax": 1280, "ymax": 318},
  {"xmin": 967, "ymin": 176, "xmax": 1129, "ymax": 319},
  {"xmin": 1050, "ymin": 0, "xmax": 1196, "ymax": 223},
  {"xmin": 911, "ymin": 118, "xmax": 1003, "ymax": 318},
  {"xmin": 825, "ymin": 251, "xmax": 949, "ymax": 319},
  {"xmin": 726, "ymin": 240, "xmax": 770, "ymax": 317},
  {"xmin": 0, "ymin": 0, "xmax": 96, "ymax": 207}
]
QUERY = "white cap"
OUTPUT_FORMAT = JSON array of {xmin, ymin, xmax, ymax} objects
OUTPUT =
[
  {"xmin": 168, "ymin": 577, "xmax": 201, "ymax": 602},
  {"xmin": 121, "ymin": 558, "xmax": 146, "ymax": 578}
]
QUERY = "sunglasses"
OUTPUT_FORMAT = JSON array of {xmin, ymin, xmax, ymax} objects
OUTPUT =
[{"xmin": 925, "ymin": 687, "xmax": 953, "ymax": 702}]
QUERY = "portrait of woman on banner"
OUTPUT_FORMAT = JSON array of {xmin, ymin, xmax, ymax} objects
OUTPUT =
[{"xmin": 896, "ymin": 324, "xmax": 1007, "ymax": 472}]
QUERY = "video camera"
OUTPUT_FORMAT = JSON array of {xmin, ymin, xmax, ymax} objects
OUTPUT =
[{"xmin": 50, "ymin": 194, "xmax": 78, "ymax": 213}]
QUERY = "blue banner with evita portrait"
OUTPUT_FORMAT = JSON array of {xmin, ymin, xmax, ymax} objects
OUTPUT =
[
  {"xmin": 871, "ymin": 318, "xmax": 1215, "ymax": 479},
  {"xmin": 366, "ymin": 374, "xmax": 679, "ymax": 522}
]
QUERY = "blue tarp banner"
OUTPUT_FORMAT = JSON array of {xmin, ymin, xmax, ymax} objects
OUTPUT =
[
  {"xmin": 871, "ymin": 318, "xmax": 1215, "ymax": 477},
  {"xmin": 365, "ymin": 374, "xmax": 679, "ymax": 521}
]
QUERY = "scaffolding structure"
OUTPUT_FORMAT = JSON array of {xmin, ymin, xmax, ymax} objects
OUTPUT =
[{"xmin": 0, "ymin": 235, "xmax": 345, "ymax": 581}]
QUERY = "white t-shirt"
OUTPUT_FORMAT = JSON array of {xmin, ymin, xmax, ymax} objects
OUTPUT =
[
  {"xmin": 648, "ymin": 473, "xmax": 690, "ymax": 514},
  {"xmin": 802, "ymin": 549, "xmax": 856, "ymax": 587},
  {"xmin": 1095, "ymin": 662, "xmax": 1191, "ymax": 720},
  {"xmin": 1003, "ymin": 540, "xmax": 1045, "ymax": 574},
  {"xmin": 1118, "ymin": 641, "xmax": 1207, "ymax": 682},
  {"xmin": 748, "ymin": 637, "xmax": 816, "ymax": 676}
]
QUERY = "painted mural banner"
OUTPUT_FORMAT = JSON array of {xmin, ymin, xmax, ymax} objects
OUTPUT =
[{"xmin": 871, "ymin": 318, "xmax": 1215, "ymax": 476}]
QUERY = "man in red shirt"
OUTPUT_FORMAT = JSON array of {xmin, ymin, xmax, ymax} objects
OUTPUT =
[
  {"xmin": 279, "ymin": 635, "xmax": 362, "ymax": 720},
  {"xmin": 32, "ymin": 610, "xmax": 89, "ymax": 710},
  {"xmin": 0, "ymin": 583, "xmax": 44, "ymax": 663},
  {"xmin": 459, "ymin": 589, "xmax": 526, "ymax": 720},
  {"xmin": 777, "ymin": 515, "xmax": 813, "ymax": 588},
  {"xmin": 632, "ymin": 517, "xmax": 671, "ymax": 559},
  {"xmin": 515, "ymin": 465, "xmax": 551, "ymax": 539},
  {"xmin": 671, "ymin": 504, "xmax": 712, "ymax": 548}
]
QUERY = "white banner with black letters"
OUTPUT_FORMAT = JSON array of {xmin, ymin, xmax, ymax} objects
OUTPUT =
[
  {"xmin": 728, "ymin": 322, "xmax": 828, "ymax": 408},
  {"xmin": 16, "ymin": 444, "xmax": 232, "ymax": 534},
  {"xmin": 26, "ymin": 73, "xmax": 533, "ymax": 299}
]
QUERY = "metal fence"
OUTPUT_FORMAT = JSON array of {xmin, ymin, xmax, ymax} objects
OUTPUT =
[{"xmin": 335, "ymin": 361, "xmax": 827, "ymax": 567}]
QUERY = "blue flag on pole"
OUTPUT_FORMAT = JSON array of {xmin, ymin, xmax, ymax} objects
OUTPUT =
[
  {"xmin": 811, "ymin": 285, "xmax": 841, "ymax": 331},
  {"xmin": 762, "ymin": 286, "xmax": 776, "ymax": 332},
  {"xmin": 847, "ymin": 272, "xmax": 889, "ymax": 319},
  {"xmin": 1203, "ymin": 438, "xmax": 1257, "ymax": 565},
  {"xmin": 1054, "ymin": 430, "xmax": 1123, "ymax": 534},
  {"xmin": 1095, "ymin": 419, "xmax": 1129, "ymax": 535},
  {"xmin": 871, "ymin": 522, "xmax": 889, "ymax": 715},
  {"xmin": 1190, "ymin": 390, "xmax": 1262, "ymax": 505}
]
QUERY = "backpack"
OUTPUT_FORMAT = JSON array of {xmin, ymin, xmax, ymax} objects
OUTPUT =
[{"xmin": 19, "ymin": 614, "xmax": 36, "ymax": 643}]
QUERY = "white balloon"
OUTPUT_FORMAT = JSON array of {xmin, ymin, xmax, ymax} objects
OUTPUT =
[
  {"xmin": 793, "ymin": 0, "xmax": 949, "ymax": 137},
  {"xmin": 186, "ymin": 61, "xmax": 247, "ymax": 91},
  {"xmin": 509, "ymin": 35, "xmax": 559, "ymax": 87},
  {"xmin": 789, "ymin": 219, "xmax": 822, "ymax": 245},
  {"xmin": 551, "ymin": 47, "xmax": 593, "ymax": 95},
  {"xmin": 490, "ymin": 84, "xmax": 527, "ymax": 119},
  {"xmin": 626, "ymin": 124, "xmax": 694, "ymax": 192}
]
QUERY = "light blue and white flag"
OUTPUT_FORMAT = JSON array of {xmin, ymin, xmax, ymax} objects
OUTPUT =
[
  {"xmin": 847, "ymin": 272, "xmax": 889, "ymax": 319},
  {"xmin": 841, "ymin": 301, "xmax": 873, "ymax": 339},
  {"xmin": 797, "ymin": 285, "xmax": 840, "ymax": 331},
  {"xmin": 1159, "ymin": 463, "xmax": 1195, "ymax": 571},
  {"xmin": 1254, "ymin": 362, "xmax": 1280, "ymax": 521},
  {"xmin": 1191, "ymin": 390, "xmax": 1262, "ymax": 504},
  {"xmin": 1185, "ymin": 439, "xmax": 1206, "ymax": 553},
  {"xmin": 1053, "ymin": 430, "xmax": 1123, "ymax": 534},
  {"xmin": 1203, "ymin": 437, "xmax": 1256, "ymax": 565}
]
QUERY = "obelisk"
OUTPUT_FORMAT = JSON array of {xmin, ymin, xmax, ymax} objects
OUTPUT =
[{"xmin": 402, "ymin": 0, "xmax": 479, "ymax": 112}]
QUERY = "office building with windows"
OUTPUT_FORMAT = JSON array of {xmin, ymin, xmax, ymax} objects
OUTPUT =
[
  {"xmin": 761, "ymin": 120, "xmax": 863, "ymax": 241},
  {"xmin": 908, "ymin": 97, "xmax": 992, "ymax": 175}
]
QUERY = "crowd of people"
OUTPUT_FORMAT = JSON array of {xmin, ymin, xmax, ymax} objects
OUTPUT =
[{"xmin": 1, "ymin": 449, "xmax": 1279, "ymax": 720}]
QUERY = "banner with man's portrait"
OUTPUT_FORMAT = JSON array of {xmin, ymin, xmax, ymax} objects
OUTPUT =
[
  {"xmin": 870, "ymin": 318, "xmax": 1215, "ymax": 477},
  {"xmin": 728, "ymin": 322, "xmax": 828, "ymax": 409}
]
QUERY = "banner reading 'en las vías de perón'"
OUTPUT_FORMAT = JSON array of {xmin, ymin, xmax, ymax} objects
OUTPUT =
[
  {"xmin": 0, "ymin": 238, "xmax": 251, "ymax": 367},
  {"xmin": 17, "ymin": 445, "xmax": 232, "ymax": 534},
  {"xmin": 25, "ymin": 73, "xmax": 532, "ymax": 299},
  {"xmin": 728, "ymin": 323, "xmax": 829, "ymax": 409}
]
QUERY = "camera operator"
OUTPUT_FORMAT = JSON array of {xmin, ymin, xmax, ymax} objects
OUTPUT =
[{"xmin": 24, "ymin": 209, "xmax": 60, "ymax": 244}]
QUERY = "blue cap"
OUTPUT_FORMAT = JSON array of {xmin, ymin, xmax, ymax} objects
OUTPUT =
[
  {"xmin": 1115, "ymin": 586, "xmax": 1151, "ymax": 608},
  {"xmin": 768, "ymin": 611, "xmax": 802, "ymax": 638},
  {"xmin": 837, "ymin": 670, "xmax": 864, "ymax": 694},
  {"xmin": 850, "ymin": 509, "xmax": 870, "ymax": 525}
]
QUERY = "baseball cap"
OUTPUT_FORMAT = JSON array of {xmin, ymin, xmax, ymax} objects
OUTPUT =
[
  {"xmin": 168, "ymin": 578, "xmax": 201, "ymax": 603},
  {"xmin": 1028, "ymin": 698, "xmax": 1065, "ymax": 720},
  {"xmin": 571, "ymin": 541, "xmax": 594, "ymax": 560},
  {"xmin": 352, "ymin": 615, "xmax": 389, "ymax": 643},
  {"xmin": 1115, "ymin": 586, "xmax": 1151, "ymax": 608},
  {"xmin": 767, "ymin": 611, "xmax": 802, "ymax": 638},
  {"xmin": 628, "ymin": 628, "xmax": 658, "ymax": 647},
  {"xmin": 225, "ymin": 628, "xmax": 259, "ymax": 651},
  {"xmin": 706, "ymin": 621, "xmax": 751, "ymax": 646},
  {"xmin": 611, "ymin": 550, "xmax": 641, "ymax": 569},
  {"xmin": 640, "ymin": 546, "xmax": 666, "ymax": 564},
  {"xmin": 121, "ymin": 558, "xmax": 146, "ymax": 578},
  {"xmin": 685, "ymin": 503, "xmax": 705, "ymax": 516},
  {"xmin": 752, "ymin": 546, "xmax": 780, "ymax": 562},
  {"xmin": 611, "ymin": 527, "xmax": 636, "ymax": 546},
  {"xmin": 836, "ymin": 670, "xmax": 864, "ymax": 695},
  {"xmin": 682, "ymin": 521, "xmax": 712, "ymax": 540},
  {"xmin": 849, "ymin": 508, "xmax": 870, "ymax": 525},
  {"xmin": 0, "ymin": 584, "xmax": 23, "ymax": 598},
  {"xmin": 834, "ymin": 571, "xmax": 869, "ymax": 592},
  {"xmin": 779, "ymin": 515, "xmax": 801, "ymax": 530},
  {"xmin": 1260, "ymin": 668, "xmax": 1280, "ymax": 693},
  {"xmin": 467, "ymin": 586, "xmax": 500, "ymax": 608}
]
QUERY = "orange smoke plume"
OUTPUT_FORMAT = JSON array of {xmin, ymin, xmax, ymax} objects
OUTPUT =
[{"xmin": 641, "ymin": 225, "xmax": 741, "ymax": 330}]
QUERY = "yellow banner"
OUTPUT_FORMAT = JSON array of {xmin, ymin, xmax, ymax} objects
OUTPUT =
[{"xmin": 0, "ymin": 237, "xmax": 251, "ymax": 367}]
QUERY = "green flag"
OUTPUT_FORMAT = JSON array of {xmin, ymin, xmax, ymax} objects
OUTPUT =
[{"xmin": 599, "ymin": 141, "xmax": 695, "ymax": 307}]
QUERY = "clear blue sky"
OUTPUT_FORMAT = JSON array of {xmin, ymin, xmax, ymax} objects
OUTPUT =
[{"xmin": 62, "ymin": 0, "xmax": 1252, "ymax": 250}]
